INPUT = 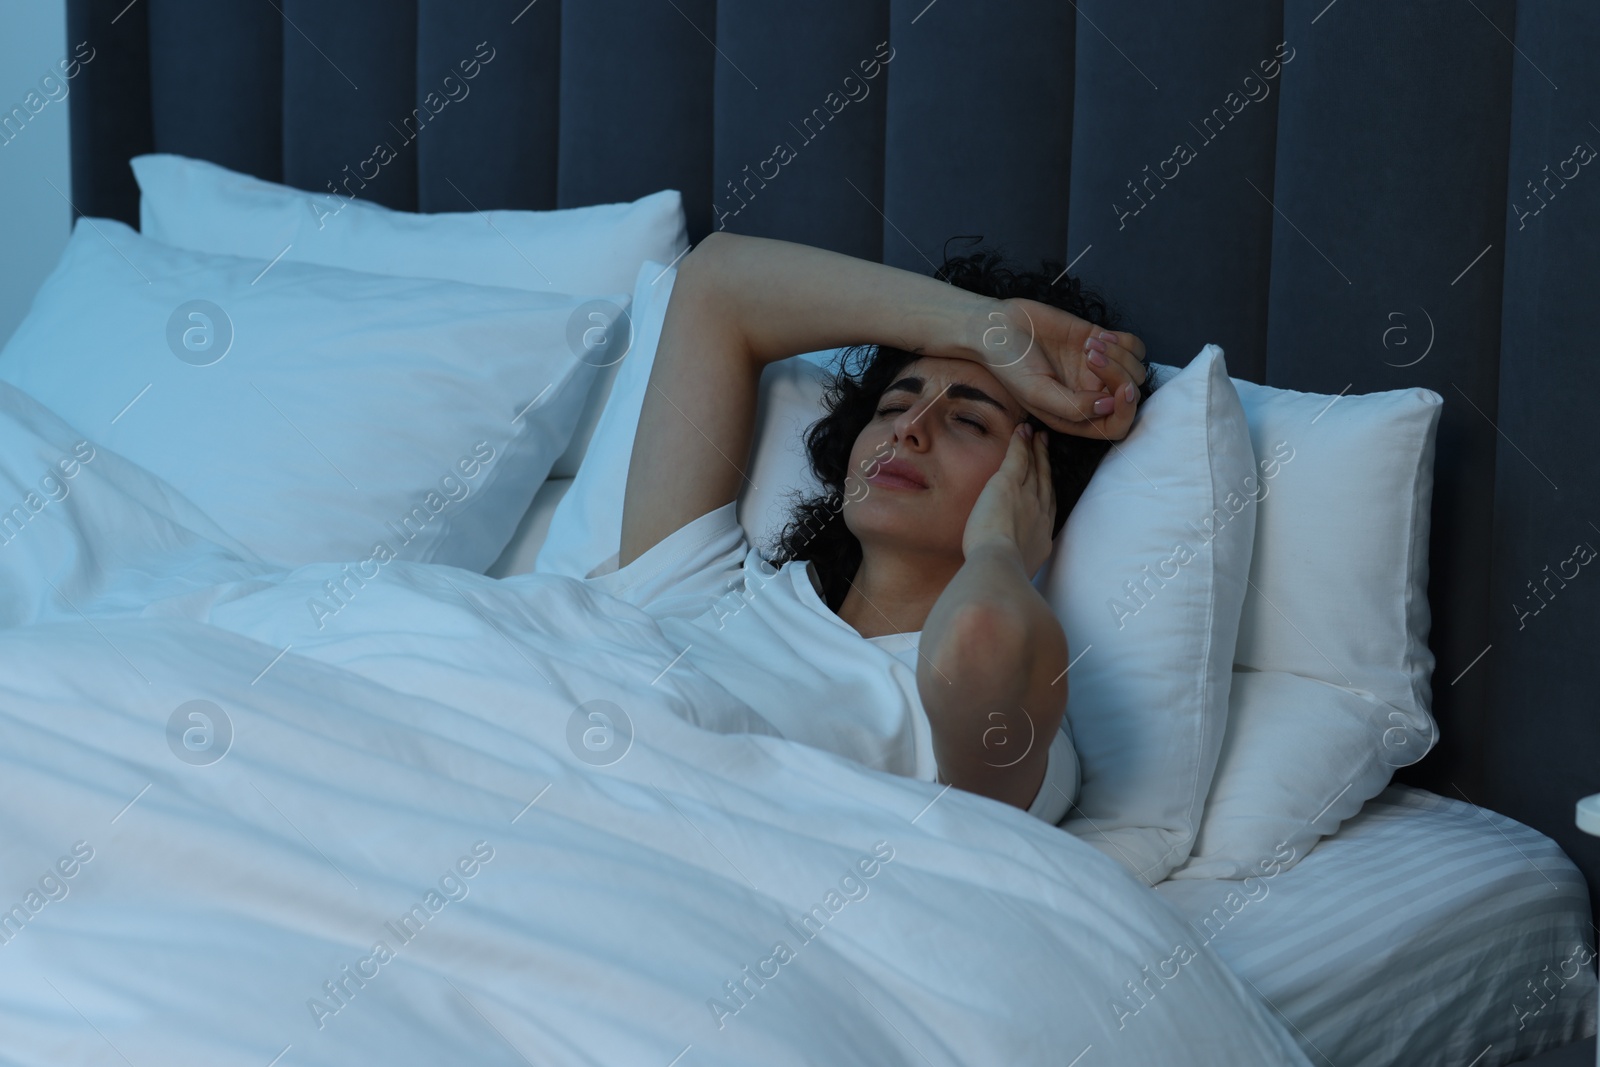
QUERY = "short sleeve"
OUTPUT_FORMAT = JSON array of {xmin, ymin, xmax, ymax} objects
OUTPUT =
[
  {"xmin": 578, "ymin": 500, "xmax": 750, "ymax": 618},
  {"xmin": 1025, "ymin": 727, "xmax": 1080, "ymax": 826}
]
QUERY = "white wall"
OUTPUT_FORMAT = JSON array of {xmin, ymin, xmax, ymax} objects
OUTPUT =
[{"xmin": 0, "ymin": 0, "xmax": 72, "ymax": 348}]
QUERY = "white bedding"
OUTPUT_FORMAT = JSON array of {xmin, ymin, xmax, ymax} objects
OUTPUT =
[
  {"xmin": 1154, "ymin": 784, "xmax": 1598, "ymax": 1066},
  {"xmin": 0, "ymin": 380, "xmax": 1315, "ymax": 1063}
]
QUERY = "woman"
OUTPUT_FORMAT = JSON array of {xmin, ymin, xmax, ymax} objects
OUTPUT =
[{"xmin": 603, "ymin": 231, "xmax": 1151, "ymax": 825}]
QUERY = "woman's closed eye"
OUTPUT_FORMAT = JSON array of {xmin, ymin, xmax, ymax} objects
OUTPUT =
[{"xmin": 875, "ymin": 404, "xmax": 988, "ymax": 433}]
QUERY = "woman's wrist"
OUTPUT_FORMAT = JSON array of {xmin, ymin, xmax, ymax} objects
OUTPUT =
[
  {"xmin": 959, "ymin": 297, "xmax": 1045, "ymax": 374},
  {"xmin": 960, "ymin": 536, "xmax": 1026, "ymax": 572}
]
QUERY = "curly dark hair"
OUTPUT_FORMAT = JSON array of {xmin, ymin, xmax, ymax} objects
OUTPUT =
[{"xmin": 760, "ymin": 240, "xmax": 1154, "ymax": 614}]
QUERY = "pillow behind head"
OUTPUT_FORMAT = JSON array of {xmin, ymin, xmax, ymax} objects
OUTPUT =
[
  {"xmin": 1165, "ymin": 373, "xmax": 1444, "ymax": 880},
  {"xmin": 532, "ymin": 260, "xmax": 839, "ymax": 582},
  {"xmin": 1043, "ymin": 345, "xmax": 1257, "ymax": 886}
]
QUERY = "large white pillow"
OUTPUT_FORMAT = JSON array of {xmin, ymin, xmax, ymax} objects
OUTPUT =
[
  {"xmin": 1166, "ymin": 374, "xmax": 1444, "ymax": 880},
  {"xmin": 531, "ymin": 260, "xmax": 839, "ymax": 581},
  {"xmin": 130, "ymin": 152, "xmax": 688, "ymax": 479},
  {"xmin": 0, "ymin": 218, "xmax": 624, "ymax": 572},
  {"xmin": 1042, "ymin": 346, "xmax": 1257, "ymax": 886}
]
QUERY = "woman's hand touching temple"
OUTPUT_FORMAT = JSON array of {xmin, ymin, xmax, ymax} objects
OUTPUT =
[
  {"xmin": 973, "ymin": 297, "xmax": 1148, "ymax": 442},
  {"xmin": 962, "ymin": 421, "xmax": 1057, "ymax": 580}
]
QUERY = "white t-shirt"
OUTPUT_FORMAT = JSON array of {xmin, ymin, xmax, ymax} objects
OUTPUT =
[{"xmin": 580, "ymin": 501, "xmax": 1079, "ymax": 825}]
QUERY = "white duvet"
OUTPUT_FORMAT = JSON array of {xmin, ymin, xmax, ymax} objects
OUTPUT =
[{"xmin": 0, "ymin": 381, "xmax": 1310, "ymax": 1066}]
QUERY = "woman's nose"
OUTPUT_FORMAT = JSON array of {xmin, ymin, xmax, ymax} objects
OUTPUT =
[
  {"xmin": 891, "ymin": 415, "xmax": 924, "ymax": 449},
  {"xmin": 893, "ymin": 402, "xmax": 933, "ymax": 443}
]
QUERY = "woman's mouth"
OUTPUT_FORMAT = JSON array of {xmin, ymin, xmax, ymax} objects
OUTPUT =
[{"xmin": 866, "ymin": 470, "xmax": 926, "ymax": 490}]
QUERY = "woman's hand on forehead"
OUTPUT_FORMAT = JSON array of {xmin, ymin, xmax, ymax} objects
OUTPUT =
[{"xmin": 973, "ymin": 298, "xmax": 1147, "ymax": 442}]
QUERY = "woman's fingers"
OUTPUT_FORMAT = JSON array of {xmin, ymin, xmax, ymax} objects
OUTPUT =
[
  {"xmin": 1037, "ymin": 378, "xmax": 1126, "ymax": 429},
  {"xmin": 1008, "ymin": 422, "xmax": 1035, "ymax": 474},
  {"xmin": 985, "ymin": 300, "xmax": 1147, "ymax": 441},
  {"xmin": 1087, "ymin": 329, "xmax": 1147, "ymax": 384},
  {"xmin": 1077, "ymin": 336, "xmax": 1145, "ymax": 441},
  {"xmin": 1085, "ymin": 337, "xmax": 1144, "ymax": 400},
  {"xmin": 1032, "ymin": 424, "xmax": 1050, "ymax": 493},
  {"xmin": 1009, "ymin": 423, "xmax": 1050, "ymax": 519},
  {"xmin": 1027, "ymin": 376, "xmax": 1137, "ymax": 441},
  {"xmin": 1013, "ymin": 422, "xmax": 1048, "ymax": 486}
]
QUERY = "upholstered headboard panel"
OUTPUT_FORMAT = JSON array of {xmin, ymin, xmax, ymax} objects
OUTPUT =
[{"xmin": 64, "ymin": 0, "xmax": 1599, "ymax": 914}]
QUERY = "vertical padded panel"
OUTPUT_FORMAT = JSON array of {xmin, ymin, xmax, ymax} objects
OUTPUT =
[
  {"xmin": 1488, "ymin": 0, "xmax": 1600, "ymax": 926},
  {"xmin": 1065, "ymin": 2, "xmax": 1281, "ymax": 375},
  {"xmin": 1267, "ymin": 0, "xmax": 1517, "ymax": 797},
  {"xmin": 418, "ymin": 0, "xmax": 558, "ymax": 213},
  {"xmin": 559, "ymin": 0, "xmax": 713, "ymax": 235},
  {"xmin": 884, "ymin": 2, "xmax": 1074, "ymax": 278},
  {"xmin": 148, "ymin": 0, "xmax": 282, "ymax": 183},
  {"xmin": 712, "ymin": 1, "xmax": 889, "ymax": 261},
  {"xmin": 66, "ymin": 0, "xmax": 153, "ymax": 226},
  {"xmin": 280, "ymin": 0, "xmax": 418, "ymax": 210}
]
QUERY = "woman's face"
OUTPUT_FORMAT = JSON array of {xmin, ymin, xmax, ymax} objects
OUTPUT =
[{"xmin": 842, "ymin": 355, "xmax": 1028, "ymax": 560}]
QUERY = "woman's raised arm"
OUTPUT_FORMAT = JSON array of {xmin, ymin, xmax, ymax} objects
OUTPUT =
[
  {"xmin": 619, "ymin": 231, "xmax": 989, "ymax": 568},
  {"xmin": 617, "ymin": 232, "xmax": 1143, "ymax": 568}
]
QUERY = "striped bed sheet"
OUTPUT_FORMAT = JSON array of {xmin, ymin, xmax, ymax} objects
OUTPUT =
[{"xmin": 1151, "ymin": 784, "xmax": 1597, "ymax": 1067}]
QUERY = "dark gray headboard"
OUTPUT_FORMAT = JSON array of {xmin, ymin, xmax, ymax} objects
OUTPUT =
[{"xmin": 64, "ymin": 0, "xmax": 1599, "ymax": 918}]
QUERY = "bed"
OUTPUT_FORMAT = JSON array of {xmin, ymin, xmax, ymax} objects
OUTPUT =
[{"xmin": 1, "ymin": 0, "xmax": 1593, "ymax": 1063}]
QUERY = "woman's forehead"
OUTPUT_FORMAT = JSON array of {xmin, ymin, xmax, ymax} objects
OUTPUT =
[{"xmin": 891, "ymin": 356, "xmax": 1020, "ymax": 417}]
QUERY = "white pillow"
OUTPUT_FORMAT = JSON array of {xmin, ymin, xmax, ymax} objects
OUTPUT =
[
  {"xmin": 130, "ymin": 152, "xmax": 688, "ymax": 479},
  {"xmin": 0, "ymin": 218, "xmax": 624, "ymax": 573},
  {"xmin": 1166, "ymin": 374, "xmax": 1444, "ymax": 880},
  {"xmin": 532, "ymin": 260, "xmax": 840, "ymax": 581},
  {"xmin": 1041, "ymin": 346, "xmax": 1257, "ymax": 886}
]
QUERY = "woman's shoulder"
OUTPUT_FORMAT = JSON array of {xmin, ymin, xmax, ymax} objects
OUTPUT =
[{"xmin": 583, "ymin": 499, "xmax": 749, "ymax": 614}]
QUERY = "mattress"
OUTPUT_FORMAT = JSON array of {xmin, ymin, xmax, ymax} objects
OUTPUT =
[{"xmin": 1152, "ymin": 784, "xmax": 1598, "ymax": 1067}]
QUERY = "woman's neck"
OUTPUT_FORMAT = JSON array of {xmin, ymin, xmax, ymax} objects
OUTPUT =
[{"xmin": 829, "ymin": 550, "xmax": 957, "ymax": 639}]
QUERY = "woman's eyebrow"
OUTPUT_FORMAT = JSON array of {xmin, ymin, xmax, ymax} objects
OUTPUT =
[{"xmin": 883, "ymin": 376, "xmax": 1011, "ymax": 417}]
